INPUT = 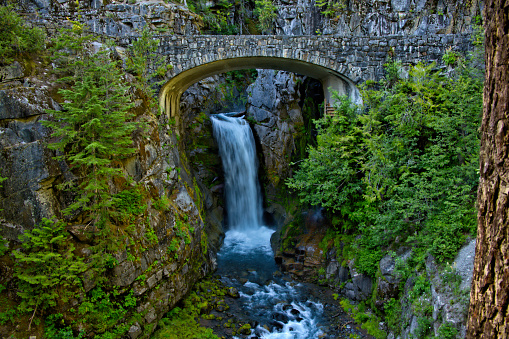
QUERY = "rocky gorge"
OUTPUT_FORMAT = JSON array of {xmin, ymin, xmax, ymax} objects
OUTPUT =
[{"xmin": 0, "ymin": 0, "xmax": 482, "ymax": 338}]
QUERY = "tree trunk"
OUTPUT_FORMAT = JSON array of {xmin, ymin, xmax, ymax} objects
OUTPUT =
[{"xmin": 467, "ymin": 0, "xmax": 509, "ymax": 337}]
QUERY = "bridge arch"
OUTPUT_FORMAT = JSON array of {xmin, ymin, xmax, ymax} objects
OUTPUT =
[{"xmin": 157, "ymin": 35, "xmax": 365, "ymax": 118}]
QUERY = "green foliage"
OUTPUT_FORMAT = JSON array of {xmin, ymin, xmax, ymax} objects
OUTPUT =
[
  {"xmin": 441, "ymin": 265, "xmax": 462, "ymax": 293},
  {"xmin": 0, "ymin": 5, "xmax": 45, "ymax": 65},
  {"xmin": 200, "ymin": 230, "xmax": 208, "ymax": 255},
  {"xmin": 77, "ymin": 286, "xmax": 135, "ymax": 337},
  {"xmin": 145, "ymin": 225, "xmax": 159, "ymax": 245},
  {"xmin": 438, "ymin": 322, "xmax": 459, "ymax": 339},
  {"xmin": 409, "ymin": 274, "xmax": 431, "ymax": 300},
  {"xmin": 0, "ymin": 236, "xmax": 7, "ymax": 256},
  {"xmin": 355, "ymin": 248, "xmax": 383, "ymax": 277},
  {"xmin": 288, "ymin": 58, "xmax": 482, "ymax": 273},
  {"xmin": 286, "ymin": 95, "xmax": 366, "ymax": 220},
  {"xmin": 175, "ymin": 216, "xmax": 192, "ymax": 245},
  {"xmin": 190, "ymin": 0, "xmax": 239, "ymax": 34},
  {"xmin": 45, "ymin": 313, "xmax": 84, "ymax": 339},
  {"xmin": 218, "ymin": 69, "xmax": 257, "ymax": 110},
  {"xmin": 415, "ymin": 316, "xmax": 432, "ymax": 338},
  {"xmin": 126, "ymin": 27, "xmax": 171, "ymax": 109},
  {"xmin": 12, "ymin": 218, "xmax": 87, "ymax": 318},
  {"xmin": 384, "ymin": 298, "xmax": 402, "ymax": 334},
  {"xmin": 339, "ymin": 299, "xmax": 387, "ymax": 339},
  {"xmin": 153, "ymin": 195, "xmax": 172, "ymax": 212},
  {"xmin": 315, "ymin": 0, "xmax": 346, "ymax": 18},
  {"xmin": 154, "ymin": 307, "xmax": 219, "ymax": 339},
  {"xmin": 254, "ymin": 0, "xmax": 277, "ymax": 33},
  {"xmin": 153, "ymin": 276, "xmax": 226, "ymax": 339},
  {"xmin": 167, "ymin": 237, "xmax": 180, "ymax": 256},
  {"xmin": 44, "ymin": 22, "xmax": 137, "ymax": 225},
  {"xmin": 0, "ymin": 308, "xmax": 16, "ymax": 325},
  {"xmin": 442, "ymin": 49, "xmax": 462, "ymax": 67},
  {"xmin": 114, "ymin": 189, "xmax": 146, "ymax": 223}
]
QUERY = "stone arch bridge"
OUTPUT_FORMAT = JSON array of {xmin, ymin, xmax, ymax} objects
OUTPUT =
[{"xmin": 157, "ymin": 33, "xmax": 472, "ymax": 117}]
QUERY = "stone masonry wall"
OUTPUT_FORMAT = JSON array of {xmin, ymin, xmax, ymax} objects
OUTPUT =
[{"xmin": 157, "ymin": 33, "xmax": 473, "ymax": 86}]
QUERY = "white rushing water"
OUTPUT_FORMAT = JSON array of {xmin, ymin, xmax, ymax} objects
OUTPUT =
[
  {"xmin": 211, "ymin": 113, "xmax": 262, "ymax": 231},
  {"xmin": 211, "ymin": 113, "xmax": 324, "ymax": 339}
]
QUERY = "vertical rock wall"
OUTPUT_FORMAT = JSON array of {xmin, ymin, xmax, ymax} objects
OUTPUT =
[
  {"xmin": 275, "ymin": 0, "xmax": 483, "ymax": 36},
  {"xmin": 0, "ymin": 3, "xmax": 212, "ymax": 337}
]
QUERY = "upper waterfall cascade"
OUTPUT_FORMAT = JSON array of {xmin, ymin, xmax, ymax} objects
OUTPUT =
[{"xmin": 211, "ymin": 113, "xmax": 263, "ymax": 231}]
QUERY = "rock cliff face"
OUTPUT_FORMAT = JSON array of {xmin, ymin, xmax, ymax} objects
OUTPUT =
[
  {"xmin": 0, "ymin": 58, "xmax": 218, "ymax": 339},
  {"xmin": 0, "ymin": 2, "xmax": 217, "ymax": 337},
  {"xmin": 247, "ymin": 70, "xmax": 304, "ymax": 195},
  {"xmin": 25, "ymin": 0, "xmax": 202, "ymax": 38},
  {"xmin": 275, "ymin": 0, "xmax": 482, "ymax": 36}
]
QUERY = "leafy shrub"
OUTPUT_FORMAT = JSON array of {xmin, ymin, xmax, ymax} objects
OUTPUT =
[
  {"xmin": 0, "ymin": 5, "xmax": 45, "ymax": 64},
  {"xmin": 154, "ymin": 307, "xmax": 219, "ymax": 339},
  {"xmin": 442, "ymin": 49, "xmax": 462, "ymax": 66},
  {"xmin": 415, "ymin": 316, "xmax": 432, "ymax": 338},
  {"xmin": 355, "ymin": 248, "xmax": 383, "ymax": 277},
  {"xmin": 438, "ymin": 322, "xmax": 459, "ymax": 339},
  {"xmin": 384, "ymin": 298, "xmax": 402, "ymax": 334},
  {"xmin": 410, "ymin": 274, "xmax": 431, "ymax": 300},
  {"xmin": 339, "ymin": 299, "xmax": 387, "ymax": 339},
  {"xmin": 114, "ymin": 189, "xmax": 146, "ymax": 222},
  {"xmin": 45, "ymin": 313, "xmax": 84, "ymax": 339},
  {"xmin": 254, "ymin": 0, "xmax": 277, "ymax": 33},
  {"xmin": 287, "ymin": 58, "xmax": 482, "ymax": 273},
  {"xmin": 77, "ymin": 287, "xmax": 134, "ymax": 337},
  {"xmin": 0, "ymin": 236, "xmax": 7, "ymax": 256},
  {"xmin": 315, "ymin": 0, "xmax": 346, "ymax": 18},
  {"xmin": 153, "ymin": 195, "xmax": 171, "ymax": 211}
]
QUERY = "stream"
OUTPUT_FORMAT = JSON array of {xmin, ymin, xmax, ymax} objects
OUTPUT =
[{"xmin": 210, "ymin": 114, "xmax": 367, "ymax": 338}]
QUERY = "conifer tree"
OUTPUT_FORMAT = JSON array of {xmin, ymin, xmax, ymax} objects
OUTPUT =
[
  {"xmin": 44, "ymin": 22, "xmax": 137, "ymax": 226},
  {"xmin": 13, "ymin": 218, "xmax": 87, "ymax": 329}
]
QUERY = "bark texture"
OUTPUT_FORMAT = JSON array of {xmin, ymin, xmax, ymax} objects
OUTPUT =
[{"xmin": 467, "ymin": 0, "xmax": 509, "ymax": 337}]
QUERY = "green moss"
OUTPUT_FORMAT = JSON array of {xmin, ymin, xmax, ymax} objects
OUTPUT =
[
  {"xmin": 340, "ymin": 299, "xmax": 387, "ymax": 339},
  {"xmin": 280, "ymin": 215, "xmax": 304, "ymax": 251},
  {"xmin": 153, "ymin": 275, "xmax": 228, "ymax": 339}
]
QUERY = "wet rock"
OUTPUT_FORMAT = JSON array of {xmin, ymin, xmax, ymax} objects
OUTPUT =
[
  {"xmin": 282, "ymin": 304, "xmax": 292, "ymax": 311},
  {"xmin": 272, "ymin": 312, "xmax": 289, "ymax": 323},
  {"xmin": 227, "ymin": 287, "xmax": 240, "ymax": 298},
  {"xmin": 247, "ymin": 69, "xmax": 303, "ymax": 193},
  {"xmin": 343, "ymin": 263, "xmax": 373, "ymax": 301},
  {"xmin": 216, "ymin": 303, "xmax": 229, "ymax": 312},
  {"xmin": 238, "ymin": 323, "xmax": 252, "ymax": 335},
  {"xmin": 271, "ymin": 321, "xmax": 285, "ymax": 330}
]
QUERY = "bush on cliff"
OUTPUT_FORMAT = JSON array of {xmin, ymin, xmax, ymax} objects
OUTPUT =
[
  {"xmin": 287, "ymin": 59, "xmax": 482, "ymax": 274},
  {"xmin": 0, "ymin": 5, "xmax": 45, "ymax": 65},
  {"xmin": 44, "ymin": 21, "xmax": 138, "ymax": 226}
]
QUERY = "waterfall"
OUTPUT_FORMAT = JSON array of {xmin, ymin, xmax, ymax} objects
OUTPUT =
[
  {"xmin": 211, "ymin": 113, "xmax": 262, "ymax": 231},
  {"xmin": 211, "ymin": 113, "xmax": 325, "ymax": 339}
]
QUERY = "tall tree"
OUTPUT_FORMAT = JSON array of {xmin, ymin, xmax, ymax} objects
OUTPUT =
[
  {"xmin": 467, "ymin": 0, "xmax": 509, "ymax": 336},
  {"xmin": 44, "ymin": 22, "xmax": 136, "ymax": 225}
]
